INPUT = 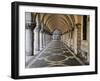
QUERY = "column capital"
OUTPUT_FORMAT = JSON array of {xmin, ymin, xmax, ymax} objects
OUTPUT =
[
  {"xmin": 75, "ymin": 23, "xmax": 81, "ymax": 29},
  {"xmin": 25, "ymin": 22, "xmax": 36, "ymax": 30},
  {"xmin": 40, "ymin": 27, "xmax": 44, "ymax": 33}
]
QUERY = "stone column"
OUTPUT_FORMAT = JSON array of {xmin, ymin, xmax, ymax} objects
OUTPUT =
[
  {"xmin": 76, "ymin": 24, "xmax": 81, "ymax": 54},
  {"xmin": 45, "ymin": 33, "xmax": 50, "ymax": 47},
  {"xmin": 48, "ymin": 34, "xmax": 52, "ymax": 43},
  {"xmin": 25, "ymin": 12, "xmax": 36, "ymax": 56},
  {"xmin": 86, "ymin": 17, "xmax": 89, "ymax": 63},
  {"xmin": 25, "ymin": 25, "xmax": 33, "ymax": 56},
  {"xmin": 49, "ymin": 34, "xmax": 52, "ymax": 41},
  {"xmin": 73, "ymin": 24, "xmax": 81, "ymax": 54},
  {"xmin": 48, "ymin": 33, "xmax": 51, "ymax": 44},
  {"xmin": 40, "ymin": 27, "xmax": 44, "ymax": 50},
  {"xmin": 67, "ymin": 32, "xmax": 70, "ymax": 47},
  {"xmin": 43, "ymin": 25, "xmax": 50, "ymax": 47},
  {"xmin": 47, "ymin": 34, "xmax": 50, "ymax": 43},
  {"xmin": 34, "ymin": 14, "xmax": 41, "ymax": 55},
  {"xmin": 45, "ymin": 33, "xmax": 48, "ymax": 46},
  {"xmin": 73, "ymin": 26, "xmax": 78, "ymax": 54},
  {"xmin": 43, "ymin": 32, "xmax": 46, "ymax": 48}
]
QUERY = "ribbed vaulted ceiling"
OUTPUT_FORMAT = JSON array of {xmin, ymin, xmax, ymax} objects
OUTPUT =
[{"xmin": 36, "ymin": 13, "xmax": 76, "ymax": 34}]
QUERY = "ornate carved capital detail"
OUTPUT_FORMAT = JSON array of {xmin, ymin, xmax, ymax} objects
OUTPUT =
[
  {"xmin": 75, "ymin": 23, "xmax": 81, "ymax": 29},
  {"xmin": 40, "ymin": 27, "xmax": 44, "ymax": 33},
  {"xmin": 25, "ymin": 22, "xmax": 36, "ymax": 30}
]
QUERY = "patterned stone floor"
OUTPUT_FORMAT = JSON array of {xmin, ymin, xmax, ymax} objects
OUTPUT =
[{"xmin": 26, "ymin": 40, "xmax": 85, "ymax": 68}]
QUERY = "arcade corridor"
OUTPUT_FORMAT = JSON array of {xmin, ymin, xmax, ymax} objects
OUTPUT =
[
  {"xmin": 25, "ymin": 12, "xmax": 89, "ymax": 68},
  {"xmin": 26, "ymin": 40, "xmax": 84, "ymax": 68}
]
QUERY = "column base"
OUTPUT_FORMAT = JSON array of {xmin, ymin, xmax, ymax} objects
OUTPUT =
[
  {"xmin": 74, "ymin": 49, "xmax": 78, "ymax": 55},
  {"xmin": 26, "ymin": 51, "xmax": 33, "ymax": 56},
  {"xmin": 40, "ymin": 47, "xmax": 44, "ymax": 51},
  {"xmin": 34, "ymin": 50, "xmax": 40, "ymax": 55}
]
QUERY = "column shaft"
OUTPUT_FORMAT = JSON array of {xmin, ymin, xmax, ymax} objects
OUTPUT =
[
  {"xmin": 73, "ymin": 27, "xmax": 78, "ymax": 54},
  {"xmin": 40, "ymin": 31, "xmax": 43, "ymax": 50},
  {"xmin": 34, "ymin": 28, "xmax": 40, "ymax": 55},
  {"xmin": 25, "ymin": 29, "xmax": 33, "ymax": 56}
]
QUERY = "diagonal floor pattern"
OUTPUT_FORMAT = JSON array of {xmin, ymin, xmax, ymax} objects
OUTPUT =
[{"xmin": 26, "ymin": 40, "xmax": 84, "ymax": 68}]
